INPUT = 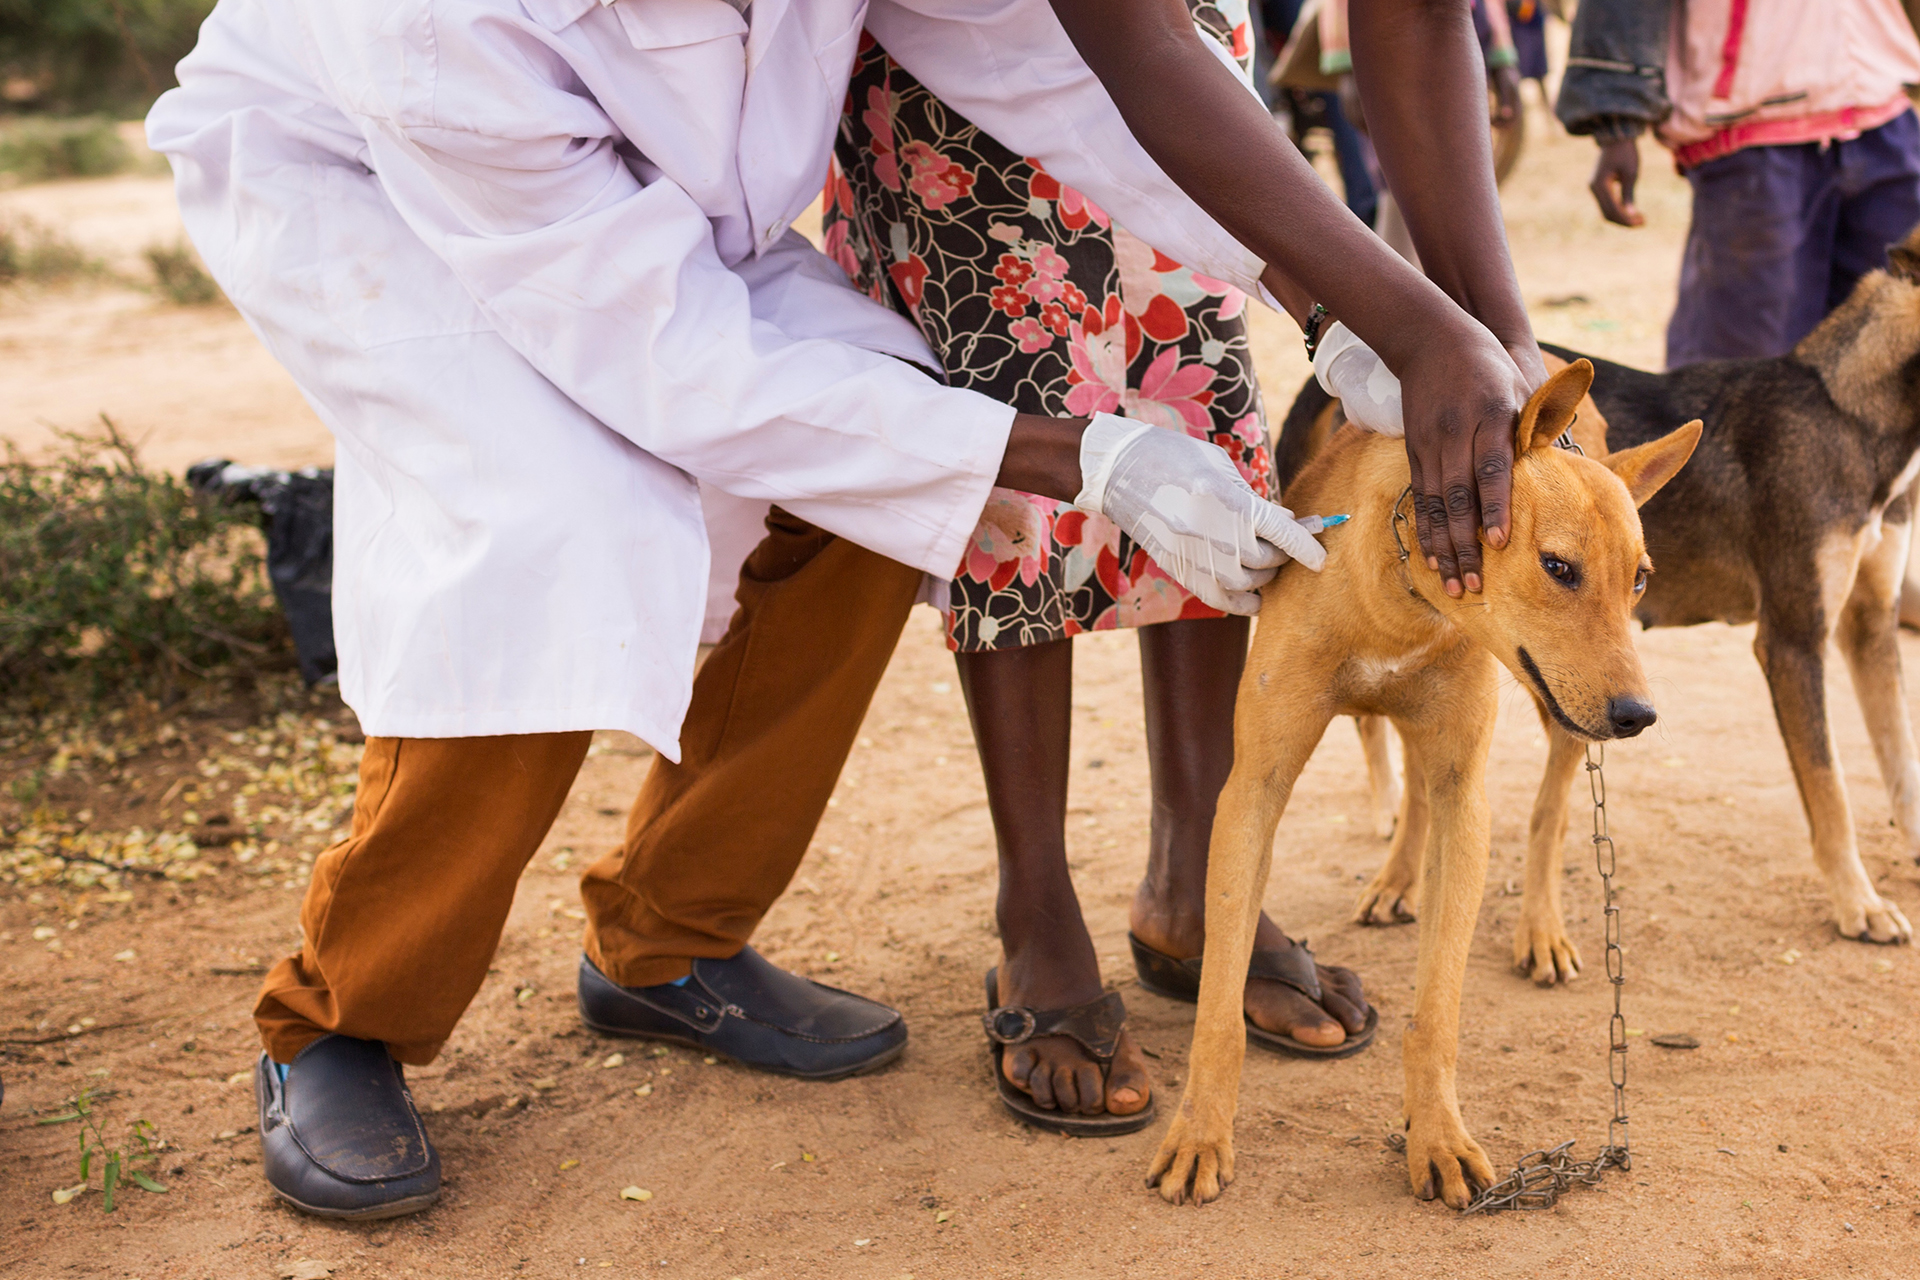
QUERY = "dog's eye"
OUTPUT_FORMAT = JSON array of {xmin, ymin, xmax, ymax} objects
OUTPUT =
[
  {"xmin": 1540, "ymin": 554, "xmax": 1579, "ymax": 587},
  {"xmin": 1633, "ymin": 567, "xmax": 1649, "ymax": 593}
]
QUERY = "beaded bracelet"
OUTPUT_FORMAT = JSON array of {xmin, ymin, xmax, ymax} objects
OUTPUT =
[{"xmin": 1302, "ymin": 302, "xmax": 1330, "ymax": 358}]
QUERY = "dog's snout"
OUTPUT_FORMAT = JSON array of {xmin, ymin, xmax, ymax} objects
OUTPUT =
[{"xmin": 1607, "ymin": 697, "xmax": 1657, "ymax": 738}]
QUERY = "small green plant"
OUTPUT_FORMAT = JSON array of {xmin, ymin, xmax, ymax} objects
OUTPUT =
[
  {"xmin": 37, "ymin": 1089, "xmax": 169, "ymax": 1211},
  {"xmin": 0, "ymin": 417, "xmax": 288, "ymax": 703},
  {"xmin": 0, "ymin": 116, "xmax": 132, "ymax": 183},
  {"xmin": 143, "ymin": 239, "xmax": 220, "ymax": 304},
  {"xmin": 0, "ymin": 216, "xmax": 98, "ymax": 285}
]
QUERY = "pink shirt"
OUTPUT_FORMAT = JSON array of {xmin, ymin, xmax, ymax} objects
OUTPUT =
[{"xmin": 1661, "ymin": 0, "xmax": 1920, "ymax": 168}]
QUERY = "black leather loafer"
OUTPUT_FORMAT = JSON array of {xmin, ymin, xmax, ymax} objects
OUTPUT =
[
  {"xmin": 577, "ymin": 947, "xmax": 906, "ymax": 1080},
  {"xmin": 256, "ymin": 1035, "xmax": 441, "ymax": 1220}
]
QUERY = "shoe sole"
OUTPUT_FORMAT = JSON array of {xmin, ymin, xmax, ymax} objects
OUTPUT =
[
  {"xmin": 579, "ymin": 1017, "xmax": 908, "ymax": 1082},
  {"xmin": 268, "ymin": 1185, "xmax": 442, "ymax": 1221}
]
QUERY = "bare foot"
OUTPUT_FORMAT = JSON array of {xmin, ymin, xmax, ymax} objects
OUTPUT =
[
  {"xmin": 1131, "ymin": 891, "xmax": 1371, "ymax": 1047},
  {"xmin": 994, "ymin": 952, "xmax": 1152, "ymax": 1117}
]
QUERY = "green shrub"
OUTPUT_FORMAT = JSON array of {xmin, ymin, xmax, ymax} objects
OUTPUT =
[
  {"xmin": 0, "ymin": 216, "xmax": 97, "ymax": 283},
  {"xmin": 0, "ymin": 419, "xmax": 288, "ymax": 704},
  {"xmin": 0, "ymin": 1, "xmax": 216, "ymax": 117},
  {"xmin": 143, "ymin": 239, "xmax": 218, "ymax": 304},
  {"xmin": 0, "ymin": 115, "xmax": 130, "ymax": 182}
]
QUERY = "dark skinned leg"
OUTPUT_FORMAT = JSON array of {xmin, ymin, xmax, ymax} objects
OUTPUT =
[
  {"xmin": 1129, "ymin": 616, "xmax": 1371, "ymax": 1044},
  {"xmin": 956, "ymin": 637, "xmax": 1151, "ymax": 1116}
]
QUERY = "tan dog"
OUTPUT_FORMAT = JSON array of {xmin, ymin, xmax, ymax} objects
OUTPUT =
[{"xmin": 1147, "ymin": 362, "xmax": 1700, "ymax": 1207}]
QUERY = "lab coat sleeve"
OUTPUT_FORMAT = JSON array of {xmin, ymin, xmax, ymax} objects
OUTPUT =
[
  {"xmin": 341, "ymin": 20, "xmax": 1010, "ymax": 580},
  {"xmin": 864, "ymin": 0, "xmax": 1270, "ymax": 299}
]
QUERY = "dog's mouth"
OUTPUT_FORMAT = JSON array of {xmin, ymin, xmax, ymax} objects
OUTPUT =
[{"xmin": 1516, "ymin": 646, "xmax": 1609, "ymax": 741}]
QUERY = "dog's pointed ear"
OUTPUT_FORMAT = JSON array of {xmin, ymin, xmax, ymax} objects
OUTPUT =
[
  {"xmin": 1516, "ymin": 359, "xmax": 1593, "ymax": 452},
  {"xmin": 1603, "ymin": 419, "xmax": 1702, "ymax": 508}
]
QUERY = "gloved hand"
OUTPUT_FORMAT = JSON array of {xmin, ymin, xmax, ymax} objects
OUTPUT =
[
  {"xmin": 1313, "ymin": 321, "xmax": 1404, "ymax": 437},
  {"xmin": 1074, "ymin": 413, "xmax": 1328, "ymax": 616}
]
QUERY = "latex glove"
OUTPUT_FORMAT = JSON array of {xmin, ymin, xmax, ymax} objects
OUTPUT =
[
  {"xmin": 1075, "ymin": 413, "xmax": 1328, "ymax": 616},
  {"xmin": 1313, "ymin": 321, "xmax": 1404, "ymax": 437}
]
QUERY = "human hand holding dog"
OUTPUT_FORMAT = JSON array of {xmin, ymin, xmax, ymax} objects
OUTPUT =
[{"xmin": 1398, "ymin": 318, "xmax": 1535, "ymax": 598}]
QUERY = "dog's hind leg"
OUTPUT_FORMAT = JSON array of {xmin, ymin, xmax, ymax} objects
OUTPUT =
[
  {"xmin": 1757, "ymin": 608, "xmax": 1914, "ymax": 943},
  {"xmin": 1394, "ymin": 675, "xmax": 1499, "ymax": 1208},
  {"xmin": 1354, "ymin": 734, "xmax": 1427, "ymax": 924},
  {"xmin": 1149, "ymin": 668, "xmax": 1335, "ymax": 1205},
  {"xmin": 1355, "ymin": 715, "xmax": 1402, "ymax": 839},
  {"xmin": 1513, "ymin": 711, "xmax": 1586, "ymax": 985},
  {"xmin": 1836, "ymin": 499, "xmax": 1920, "ymax": 864}
]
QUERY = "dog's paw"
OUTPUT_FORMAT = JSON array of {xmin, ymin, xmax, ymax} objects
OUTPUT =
[
  {"xmin": 1146, "ymin": 1111, "xmax": 1235, "ymax": 1206},
  {"xmin": 1511, "ymin": 911, "xmax": 1582, "ymax": 985},
  {"xmin": 1833, "ymin": 888, "xmax": 1912, "ymax": 944},
  {"xmin": 1403, "ymin": 1113, "xmax": 1495, "ymax": 1210},
  {"xmin": 1353, "ymin": 865, "xmax": 1419, "ymax": 926}
]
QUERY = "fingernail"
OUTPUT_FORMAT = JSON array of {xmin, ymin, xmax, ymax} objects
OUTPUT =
[
  {"xmin": 1488, "ymin": 528, "xmax": 1508, "ymax": 549},
  {"xmin": 1446, "ymin": 579, "xmax": 1462, "ymax": 597},
  {"xmin": 1465, "ymin": 573, "xmax": 1481, "ymax": 592},
  {"xmin": 1427, "ymin": 557, "xmax": 1439, "ymax": 571}
]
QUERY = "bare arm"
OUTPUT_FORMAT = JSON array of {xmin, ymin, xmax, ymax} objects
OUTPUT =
[
  {"xmin": 1047, "ymin": 0, "xmax": 1534, "ymax": 593},
  {"xmin": 1348, "ymin": 0, "xmax": 1541, "ymax": 378}
]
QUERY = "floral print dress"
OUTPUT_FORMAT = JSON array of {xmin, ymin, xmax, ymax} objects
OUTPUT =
[{"xmin": 822, "ymin": 2, "xmax": 1273, "ymax": 652}]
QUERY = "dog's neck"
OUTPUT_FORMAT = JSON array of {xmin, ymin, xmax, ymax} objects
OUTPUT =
[{"xmin": 1796, "ymin": 269, "xmax": 1920, "ymax": 494}]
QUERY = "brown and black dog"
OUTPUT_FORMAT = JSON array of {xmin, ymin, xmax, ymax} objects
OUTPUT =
[
  {"xmin": 1147, "ymin": 361, "xmax": 1701, "ymax": 1206},
  {"xmin": 1321, "ymin": 227, "xmax": 1920, "ymax": 975}
]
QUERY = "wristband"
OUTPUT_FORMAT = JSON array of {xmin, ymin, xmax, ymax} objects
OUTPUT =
[{"xmin": 1484, "ymin": 45, "xmax": 1519, "ymax": 70}]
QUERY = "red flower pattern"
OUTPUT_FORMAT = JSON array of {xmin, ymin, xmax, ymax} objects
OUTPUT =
[{"xmin": 824, "ymin": 34, "xmax": 1265, "ymax": 652}]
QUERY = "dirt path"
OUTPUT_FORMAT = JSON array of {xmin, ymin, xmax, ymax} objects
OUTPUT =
[{"xmin": 6, "ymin": 96, "xmax": 1919, "ymax": 1280}]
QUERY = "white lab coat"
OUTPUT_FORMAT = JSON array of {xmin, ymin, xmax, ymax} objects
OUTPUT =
[{"xmin": 148, "ymin": 0, "xmax": 1269, "ymax": 758}]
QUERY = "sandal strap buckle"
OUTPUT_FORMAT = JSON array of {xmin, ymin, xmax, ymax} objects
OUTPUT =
[
  {"xmin": 983, "ymin": 1006, "xmax": 1038, "ymax": 1045},
  {"xmin": 983, "ymin": 991, "xmax": 1129, "ymax": 1062}
]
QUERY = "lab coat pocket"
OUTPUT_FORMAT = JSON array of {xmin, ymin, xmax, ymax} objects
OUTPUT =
[
  {"xmin": 612, "ymin": 0, "xmax": 749, "ymax": 50},
  {"xmin": 316, "ymin": 162, "xmax": 491, "ymax": 350}
]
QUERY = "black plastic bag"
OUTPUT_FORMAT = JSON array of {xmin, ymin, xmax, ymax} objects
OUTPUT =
[{"xmin": 187, "ymin": 460, "xmax": 337, "ymax": 686}]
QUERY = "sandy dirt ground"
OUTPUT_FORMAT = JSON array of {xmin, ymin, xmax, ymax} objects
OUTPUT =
[{"xmin": 6, "ymin": 86, "xmax": 1920, "ymax": 1280}]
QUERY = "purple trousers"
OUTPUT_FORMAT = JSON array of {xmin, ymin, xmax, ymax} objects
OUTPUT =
[{"xmin": 1668, "ymin": 108, "xmax": 1920, "ymax": 368}]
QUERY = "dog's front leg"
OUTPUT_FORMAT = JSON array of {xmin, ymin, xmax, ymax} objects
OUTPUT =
[
  {"xmin": 1398, "ymin": 693, "xmax": 1498, "ymax": 1208},
  {"xmin": 1513, "ymin": 713, "xmax": 1586, "ymax": 984},
  {"xmin": 1354, "ymin": 734, "xmax": 1428, "ymax": 924},
  {"xmin": 1757, "ymin": 617, "xmax": 1914, "ymax": 943},
  {"xmin": 1149, "ymin": 679, "xmax": 1333, "ymax": 1205}
]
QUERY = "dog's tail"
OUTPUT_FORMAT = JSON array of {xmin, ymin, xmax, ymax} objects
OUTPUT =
[{"xmin": 1274, "ymin": 374, "xmax": 1336, "ymax": 499}]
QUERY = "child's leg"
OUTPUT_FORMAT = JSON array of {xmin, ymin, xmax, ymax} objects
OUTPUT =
[
  {"xmin": 956, "ymin": 639, "xmax": 1151, "ymax": 1116},
  {"xmin": 1129, "ymin": 616, "xmax": 1371, "ymax": 1045}
]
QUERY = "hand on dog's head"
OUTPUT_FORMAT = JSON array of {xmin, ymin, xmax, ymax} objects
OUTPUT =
[{"xmin": 1432, "ymin": 359, "xmax": 1702, "ymax": 740}]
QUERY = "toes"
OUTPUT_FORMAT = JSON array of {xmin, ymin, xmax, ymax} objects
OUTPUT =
[
  {"xmin": 1070, "ymin": 1063, "xmax": 1105, "ymax": 1115},
  {"xmin": 1047, "ymin": 1065, "xmax": 1081, "ymax": 1115},
  {"xmin": 1024, "ymin": 1057, "xmax": 1060, "ymax": 1112},
  {"xmin": 1192, "ymin": 1149, "xmax": 1223, "ymax": 1202},
  {"xmin": 1248, "ymin": 983, "xmax": 1346, "ymax": 1047},
  {"xmin": 1106, "ymin": 1032, "xmax": 1153, "ymax": 1117},
  {"xmin": 1320, "ymin": 965, "xmax": 1371, "ymax": 1033}
]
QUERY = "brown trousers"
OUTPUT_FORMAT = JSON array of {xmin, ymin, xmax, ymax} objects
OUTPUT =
[{"xmin": 255, "ymin": 510, "xmax": 923, "ymax": 1065}]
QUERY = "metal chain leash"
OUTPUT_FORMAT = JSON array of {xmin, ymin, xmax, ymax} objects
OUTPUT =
[{"xmin": 1463, "ymin": 742, "xmax": 1631, "ymax": 1214}]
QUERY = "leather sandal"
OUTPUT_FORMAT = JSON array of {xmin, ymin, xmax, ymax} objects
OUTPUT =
[
  {"xmin": 1128, "ymin": 932, "xmax": 1379, "ymax": 1059},
  {"xmin": 982, "ymin": 968, "xmax": 1156, "ymax": 1137}
]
